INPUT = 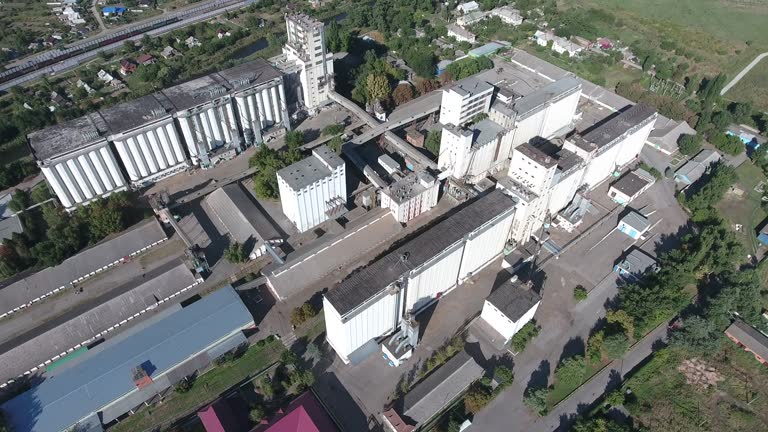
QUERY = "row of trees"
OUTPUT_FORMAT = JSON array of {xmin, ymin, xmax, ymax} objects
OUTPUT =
[{"xmin": 0, "ymin": 192, "xmax": 138, "ymax": 279}]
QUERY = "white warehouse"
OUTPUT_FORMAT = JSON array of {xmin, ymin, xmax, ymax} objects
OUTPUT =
[
  {"xmin": 29, "ymin": 114, "xmax": 128, "ymax": 209},
  {"xmin": 323, "ymin": 190, "xmax": 516, "ymax": 364},
  {"xmin": 277, "ymin": 145, "xmax": 346, "ymax": 233},
  {"xmin": 98, "ymin": 94, "xmax": 189, "ymax": 187}
]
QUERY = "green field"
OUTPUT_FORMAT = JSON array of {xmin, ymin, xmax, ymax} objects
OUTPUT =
[
  {"xmin": 726, "ymin": 57, "xmax": 768, "ymax": 111},
  {"xmin": 622, "ymin": 345, "xmax": 768, "ymax": 431},
  {"xmin": 716, "ymin": 161, "xmax": 767, "ymax": 256},
  {"xmin": 561, "ymin": 0, "xmax": 768, "ymax": 77}
]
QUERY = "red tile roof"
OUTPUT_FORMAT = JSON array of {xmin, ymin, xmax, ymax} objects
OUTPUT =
[{"xmin": 250, "ymin": 391, "xmax": 339, "ymax": 432}]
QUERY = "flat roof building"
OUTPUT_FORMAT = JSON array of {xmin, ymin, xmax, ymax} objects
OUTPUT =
[
  {"xmin": 480, "ymin": 276, "xmax": 541, "ymax": 344},
  {"xmin": 608, "ymin": 168, "xmax": 655, "ymax": 205},
  {"xmin": 380, "ymin": 171, "xmax": 440, "ymax": 223},
  {"xmin": 439, "ymin": 76, "xmax": 494, "ymax": 127},
  {"xmin": 277, "ymin": 145, "xmax": 346, "ymax": 233},
  {"xmin": 1, "ymin": 286, "xmax": 254, "ymax": 432}
]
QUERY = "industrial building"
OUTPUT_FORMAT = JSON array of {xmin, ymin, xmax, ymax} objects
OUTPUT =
[
  {"xmin": 0, "ymin": 261, "xmax": 203, "ymax": 384},
  {"xmin": 382, "ymin": 350, "xmax": 484, "ymax": 431},
  {"xmin": 29, "ymin": 113, "xmax": 129, "ymax": 209},
  {"xmin": 608, "ymin": 168, "xmax": 655, "ymax": 205},
  {"xmin": 323, "ymin": 190, "xmax": 516, "ymax": 364},
  {"xmin": 480, "ymin": 275, "xmax": 541, "ymax": 344},
  {"xmin": 98, "ymin": 94, "xmax": 189, "ymax": 186},
  {"xmin": 438, "ymin": 119, "xmax": 512, "ymax": 181},
  {"xmin": 204, "ymin": 183, "xmax": 283, "ymax": 259},
  {"xmin": 1, "ymin": 286, "xmax": 254, "ymax": 432},
  {"xmin": 0, "ymin": 217, "xmax": 167, "ymax": 319},
  {"xmin": 275, "ymin": 14, "xmax": 334, "ymax": 113},
  {"xmin": 29, "ymin": 59, "xmax": 292, "ymax": 209},
  {"xmin": 439, "ymin": 77, "xmax": 494, "ymax": 127},
  {"xmin": 380, "ymin": 171, "xmax": 440, "ymax": 223},
  {"xmin": 277, "ymin": 145, "xmax": 347, "ymax": 233}
]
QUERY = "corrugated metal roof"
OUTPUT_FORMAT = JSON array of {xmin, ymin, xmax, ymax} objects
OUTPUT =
[
  {"xmin": 0, "ymin": 217, "xmax": 167, "ymax": 317},
  {"xmin": 725, "ymin": 319, "xmax": 768, "ymax": 361},
  {"xmin": 1, "ymin": 286, "xmax": 254, "ymax": 432},
  {"xmin": 574, "ymin": 103, "xmax": 657, "ymax": 151},
  {"xmin": 402, "ymin": 351, "xmax": 484, "ymax": 425},
  {"xmin": 325, "ymin": 190, "xmax": 515, "ymax": 317},
  {"xmin": 204, "ymin": 183, "xmax": 281, "ymax": 252}
]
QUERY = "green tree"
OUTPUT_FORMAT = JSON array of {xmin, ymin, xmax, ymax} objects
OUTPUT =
[
  {"xmin": 510, "ymin": 321, "xmax": 540, "ymax": 352},
  {"xmin": 425, "ymin": 130, "xmax": 442, "ymax": 157},
  {"xmin": 587, "ymin": 331, "xmax": 604, "ymax": 364},
  {"xmin": 523, "ymin": 387, "xmax": 549, "ymax": 416},
  {"xmin": 494, "ymin": 365, "xmax": 514, "ymax": 389},
  {"xmin": 8, "ymin": 190, "xmax": 31, "ymax": 213},
  {"xmin": 259, "ymin": 377, "xmax": 275, "ymax": 398},
  {"xmin": 285, "ymin": 130, "xmax": 304, "ymax": 149},
  {"xmin": 289, "ymin": 369, "xmax": 315, "ymax": 391},
  {"xmin": 574, "ymin": 285, "xmax": 588, "ymax": 302},
  {"xmin": 322, "ymin": 123, "xmax": 345, "ymax": 136},
  {"xmin": 249, "ymin": 405, "xmax": 266, "ymax": 423},
  {"xmin": 555, "ymin": 356, "xmax": 586, "ymax": 387},
  {"xmin": 464, "ymin": 381, "xmax": 493, "ymax": 414},
  {"xmin": 677, "ymin": 134, "xmax": 702, "ymax": 155},
  {"xmin": 367, "ymin": 74, "xmax": 390, "ymax": 102},
  {"xmin": 392, "ymin": 83, "xmax": 415, "ymax": 106},
  {"xmin": 224, "ymin": 241, "xmax": 248, "ymax": 263},
  {"xmin": 606, "ymin": 310, "xmax": 635, "ymax": 338},
  {"xmin": 88, "ymin": 200, "xmax": 124, "ymax": 239},
  {"xmin": 602, "ymin": 332, "xmax": 629, "ymax": 359},
  {"xmin": 668, "ymin": 315, "xmax": 722, "ymax": 354},
  {"xmin": 328, "ymin": 135, "xmax": 343, "ymax": 153},
  {"xmin": 290, "ymin": 302, "xmax": 318, "ymax": 327}
]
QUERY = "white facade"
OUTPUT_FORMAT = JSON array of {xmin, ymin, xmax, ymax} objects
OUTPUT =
[
  {"xmin": 231, "ymin": 78, "xmax": 290, "ymax": 146},
  {"xmin": 447, "ymin": 24, "xmax": 476, "ymax": 43},
  {"xmin": 439, "ymin": 77, "xmax": 494, "ymax": 127},
  {"xmin": 175, "ymin": 98, "xmax": 238, "ymax": 163},
  {"xmin": 324, "ymin": 191, "xmax": 516, "ymax": 363},
  {"xmin": 41, "ymin": 143, "xmax": 128, "ymax": 209},
  {"xmin": 438, "ymin": 120, "xmax": 512, "ymax": 181},
  {"xmin": 380, "ymin": 172, "xmax": 440, "ymax": 223},
  {"xmin": 457, "ymin": 1, "xmax": 480, "ymax": 13},
  {"xmin": 283, "ymin": 14, "xmax": 334, "ymax": 112},
  {"xmin": 277, "ymin": 145, "xmax": 346, "ymax": 232},
  {"xmin": 490, "ymin": 6, "xmax": 523, "ymax": 25},
  {"xmin": 110, "ymin": 117, "xmax": 188, "ymax": 186},
  {"xmin": 480, "ymin": 296, "xmax": 539, "ymax": 343}
]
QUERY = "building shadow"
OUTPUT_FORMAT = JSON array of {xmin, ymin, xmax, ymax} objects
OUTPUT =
[{"xmin": 313, "ymin": 371, "xmax": 374, "ymax": 432}]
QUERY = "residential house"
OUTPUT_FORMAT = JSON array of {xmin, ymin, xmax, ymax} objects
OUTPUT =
[
  {"xmin": 185, "ymin": 36, "xmax": 201, "ymax": 49},
  {"xmin": 119, "ymin": 59, "xmax": 137, "ymax": 75},
  {"xmin": 136, "ymin": 53, "xmax": 156, "ymax": 65},
  {"xmin": 447, "ymin": 24, "xmax": 476, "ymax": 44},
  {"xmin": 217, "ymin": 30, "xmax": 232, "ymax": 39},
  {"xmin": 102, "ymin": 6, "xmax": 127, "ymax": 16},
  {"xmin": 571, "ymin": 36, "xmax": 593, "ymax": 50},
  {"xmin": 457, "ymin": 11, "xmax": 489, "ymax": 27},
  {"xmin": 490, "ymin": 6, "xmax": 523, "ymax": 26},
  {"xmin": 757, "ymin": 223, "xmax": 768, "ymax": 247},
  {"xmin": 456, "ymin": 1, "xmax": 480, "ymax": 14},
  {"xmin": 597, "ymin": 38, "xmax": 614, "ymax": 49},
  {"xmin": 552, "ymin": 37, "xmax": 582, "ymax": 57},
  {"xmin": 161, "ymin": 46, "xmax": 180, "ymax": 59}
]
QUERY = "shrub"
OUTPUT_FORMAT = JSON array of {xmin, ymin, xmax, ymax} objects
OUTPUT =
[
  {"xmin": 555, "ymin": 356, "xmax": 586, "ymax": 388},
  {"xmin": 574, "ymin": 285, "xmax": 588, "ymax": 302},
  {"xmin": 586, "ymin": 331, "xmax": 604, "ymax": 364},
  {"xmin": 175, "ymin": 379, "xmax": 192, "ymax": 394},
  {"xmin": 494, "ymin": 365, "xmax": 514, "ymax": 390},
  {"xmin": 290, "ymin": 302, "xmax": 318, "ymax": 327},
  {"xmin": 639, "ymin": 162, "xmax": 662, "ymax": 180},
  {"xmin": 510, "ymin": 322, "xmax": 540, "ymax": 353},
  {"xmin": 677, "ymin": 133, "xmax": 702, "ymax": 155},
  {"xmin": 224, "ymin": 241, "xmax": 248, "ymax": 263},
  {"xmin": 322, "ymin": 123, "xmax": 345, "ymax": 136},
  {"xmin": 249, "ymin": 405, "xmax": 265, "ymax": 423},
  {"xmin": 260, "ymin": 377, "xmax": 275, "ymax": 398},
  {"xmin": 523, "ymin": 387, "xmax": 550, "ymax": 416},
  {"xmin": 464, "ymin": 382, "xmax": 493, "ymax": 414}
]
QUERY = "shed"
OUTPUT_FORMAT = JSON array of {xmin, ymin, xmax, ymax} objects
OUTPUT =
[
  {"xmin": 725, "ymin": 319, "xmax": 768, "ymax": 365},
  {"xmin": 608, "ymin": 168, "xmax": 655, "ymax": 205},
  {"xmin": 250, "ymin": 391, "xmax": 339, "ymax": 432},
  {"xmin": 0, "ymin": 216, "xmax": 23, "ymax": 244},
  {"xmin": 758, "ymin": 223, "xmax": 768, "ymax": 246},
  {"xmin": 468, "ymin": 42, "xmax": 505, "ymax": 58},
  {"xmin": 674, "ymin": 149, "xmax": 721, "ymax": 185},
  {"xmin": 614, "ymin": 247, "xmax": 657, "ymax": 280},
  {"xmin": 617, "ymin": 211, "xmax": 650, "ymax": 240},
  {"xmin": 481, "ymin": 275, "xmax": 541, "ymax": 342}
]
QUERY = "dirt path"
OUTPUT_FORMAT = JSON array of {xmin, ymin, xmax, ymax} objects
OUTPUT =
[{"xmin": 91, "ymin": 0, "xmax": 107, "ymax": 33}]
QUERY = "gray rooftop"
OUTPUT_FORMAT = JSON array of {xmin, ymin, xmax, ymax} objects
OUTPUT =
[
  {"xmin": 1, "ymin": 286, "xmax": 253, "ymax": 432},
  {"xmin": 326, "ymin": 190, "xmax": 516, "ymax": 317},
  {"xmin": 447, "ymin": 76, "xmax": 493, "ymax": 98},
  {"xmin": 620, "ymin": 211, "xmax": 650, "ymax": 232},
  {"xmin": 98, "ymin": 93, "xmax": 175, "ymax": 135},
  {"xmin": 470, "ymin": 119, "xmax": 506, "ymax": 149},
  {"xmin": 725, "ymin": 319, "xmax": 768, "ymax": 362},
  {"xmin": 675, "ymin": 149, "xmax": 721, "ymax": 184},
  {"xmin": 616, "ymin": 247, "xmax": 657, "ymax": 278},
  {"xmin": 277, "ymin": 145, "xmax": 343, "ymax": 191},
  {"xmin": 517, "ymin": 143, "xmax": 557, "ymax": 168},
  {"xmin": 160, "ymin": 74, "xmax": 231, "ymax": 112},
  {"xmin": 216, "ymin": 58, "xmax": 283, "ymax": 91},
  {"xmin": 508, "ymin": 76, "xmax": 581, "ymax": 119},
  {"xmin": 554, "ymin": 147, "xmax": 583, "ymax": 173},
  {"xmin": 0, "ymin": 261, "xmax": 198, "ymax": 383},
  {"xmin": 0, "ymin": 217, "xmax": 167, "ymax": 317},
  {"xmin": 0, "ymin": 216, "xmax": 23, "ymax": 243},
  {"xmin": 486, "ymin": 277, "xmax": 541, "ymax": 322},
  {"xmin": 384, "ymin": 171, "xmax": 436, "ymax": 204},
  {"xmin": 611, "ymin": 171, "xmax": 652, "ymax": 197},
  {"xmin": 575, "ymin": 103, "xmax": 657, "ymax": 152},
  {"xmin": 204, "ymin": 183, "xmax": 281, "ymax": 251},
  {"xmin": 402, "ymin": 351, "xmax": 484, "ymax": 425},
  {"xmin": 28, "ymin": 113, "xmax": 109, "ymax": 161}
]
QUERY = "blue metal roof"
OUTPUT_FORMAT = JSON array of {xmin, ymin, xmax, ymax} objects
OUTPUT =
[{"xmin": 1, "ymin": 286, "xmax": 254, "ymax": 432}]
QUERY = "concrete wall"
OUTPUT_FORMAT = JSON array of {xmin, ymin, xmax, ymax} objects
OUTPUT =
[
  {"xmin": 480, "ymin": 298, "xmax": 539, "ymax": 342},
  {"xmin": 111, "ymin": 118, "xmax": 188, "ymax": 186}
]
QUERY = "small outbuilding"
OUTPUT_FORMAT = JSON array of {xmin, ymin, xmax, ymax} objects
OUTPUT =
[
  {"xmin": 608, "ymin": 168, "xmax": 655, "ymax": 205},
  {"xmin": 480, "ymin": 275, "xmax": 541, "ymax": 344},
  {"xmin": 725, "ymin": 319, "xmax": 768, "ymax": 365},
  {"xmin": 614, "ymin": 247, "xmax": 657, "ymax": 281},
  {"xmin": 617, "ymin": 210, "xmax": 650, "ymax": 240},
  {"xmin": 674, "ymin": 149, "xmax": 721, "ymax": 185}
]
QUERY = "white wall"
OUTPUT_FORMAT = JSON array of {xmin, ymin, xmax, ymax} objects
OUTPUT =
[
  {"xmin": 324, "ymin": 291, "xmax": 400, "ymax": 363},
  {"xmin": 278, "ymin": 160, "xmax": 346, "ymax": 232},
  {"xmin": 480, "ymin": 298, "xmax": 540, "ymax": 342},
  {"xmin": 460, "ymin": 210, "xmax": 515, "ymax": 281},
  {"xmin": 406, "ymin": 243, "xmax": 464, "ymax": 313},
  {"xmin": 42, "ymin": 144, "xmax": 128, "ymax": 209},
  {"xmin": 439, "ymin": 86, "xmax": 493, "ymax": 127},
  {"xmin": 613, "ymin": 121, "xmax": 654, "ymax": 167},
  {"xmin": 382, "ymin": 181, "xmax": 439, "ymax": 223},
  {"xmin": 112, "ymin": 120, "xmax": 188, "ymax": 185},
  {"xmin": 548, "ymin": 168, "xmax": 585, "ymax": 214}
]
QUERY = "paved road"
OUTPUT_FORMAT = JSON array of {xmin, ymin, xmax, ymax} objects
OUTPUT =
[{"xmin": 721, "ymin": 52, "xmax": 768, "ymax": 95}]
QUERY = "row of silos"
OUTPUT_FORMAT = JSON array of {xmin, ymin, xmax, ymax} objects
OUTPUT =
[{"xmin": 29, "ymin": 59, "xmax": 290, "ymax": 209}]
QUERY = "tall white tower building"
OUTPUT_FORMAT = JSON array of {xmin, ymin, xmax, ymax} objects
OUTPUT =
[{"xmin": 281, "ymin": 14, "xmax": 334, "ymax": 113}]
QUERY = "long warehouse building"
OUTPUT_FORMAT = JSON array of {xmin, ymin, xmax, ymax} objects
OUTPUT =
[
  {"xmin": 29, "ymin": 59, "xmax": 291, "ymax": 209},
  {"xmin": 323, "ymin": 190, "xmax": 516, "ymax": 364}
]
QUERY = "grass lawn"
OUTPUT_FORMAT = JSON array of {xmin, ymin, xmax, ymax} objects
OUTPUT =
[
  {"xmin": 726, "ymin": 57, "xmax": 768, "ymax": 112},
  {"xmin": 110, "ymin": 339, "xmax": 284, "ymax": 432},
  {"xmin": 716, "ymin": 161, "xmax": 767, "ymax": 256},
  {"xmin": 622, "ymin": 345, "xmax": 768, "ymax": 431},
  {"xmin": 547, "ymin": 361, "xmax": 607, "ymax": 408}
]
